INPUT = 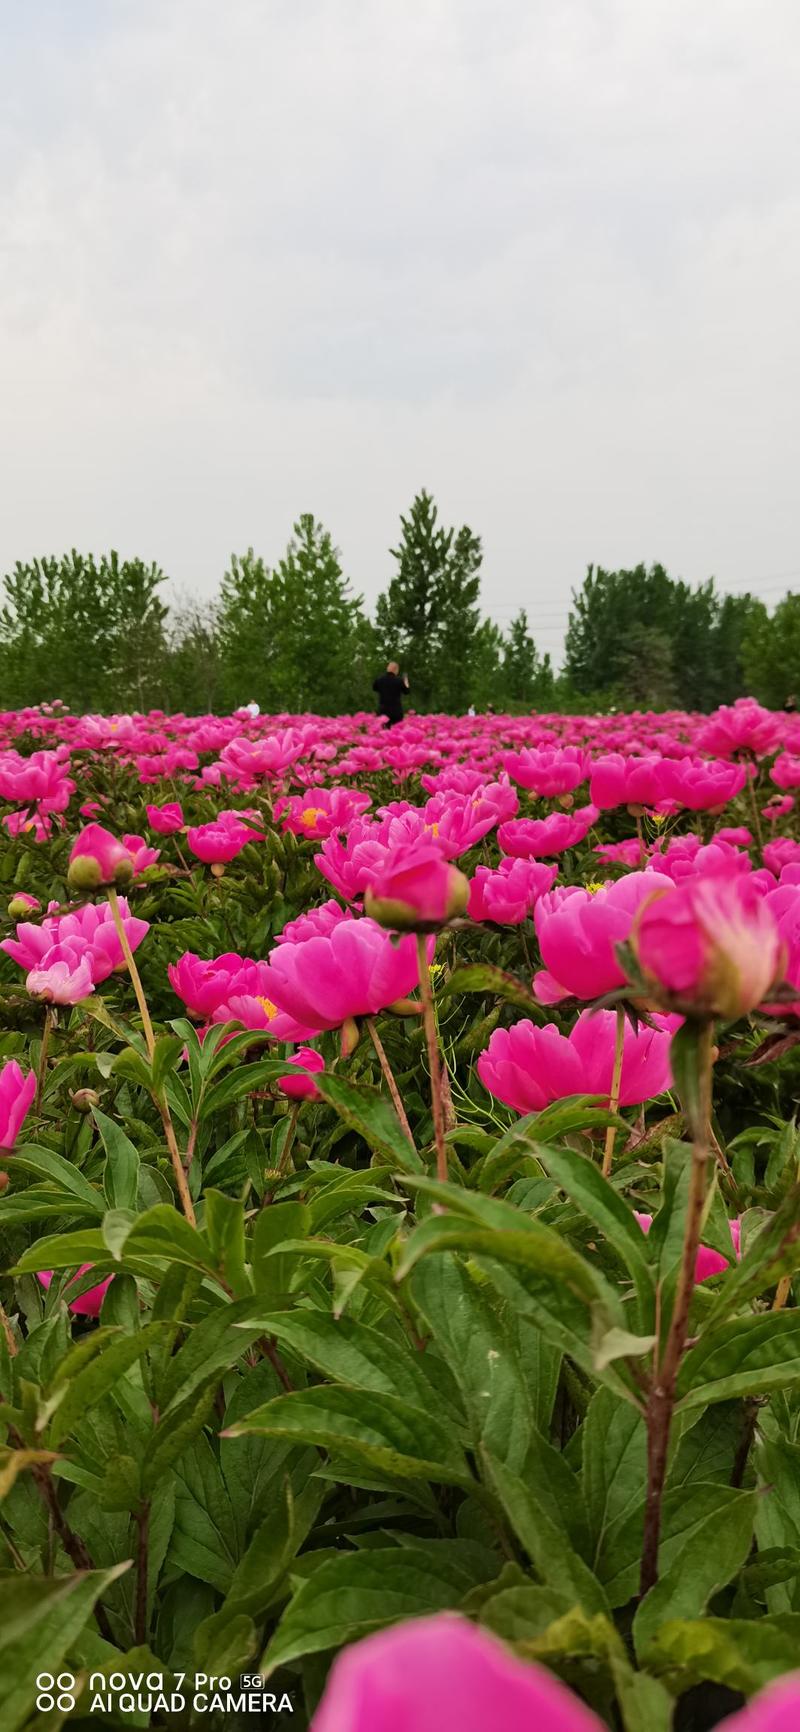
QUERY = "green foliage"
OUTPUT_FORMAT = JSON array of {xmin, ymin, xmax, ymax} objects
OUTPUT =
[
  {"xmin": 564, "ymin": 562, "xmax": 767, "ymax": 710},
  {"xmin": 375, "ymin": 489, "xmax": 483, "ymax": 711},
  {"xmin": 0, "ymin": 551, "xmax": 168, "ymax": 711}
]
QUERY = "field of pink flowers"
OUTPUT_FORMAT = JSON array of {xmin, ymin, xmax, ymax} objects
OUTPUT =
[{"xmin": 3, "ymin": 695, "xmax": 800, "ymax": 1730}]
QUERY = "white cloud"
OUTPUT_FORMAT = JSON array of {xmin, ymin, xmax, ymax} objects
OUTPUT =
[{"xmin": 1, "ymin": 0, "xmax": 799, "ymax": 660}]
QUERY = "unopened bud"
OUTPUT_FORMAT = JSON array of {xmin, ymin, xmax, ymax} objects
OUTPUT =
[{"xmin": 70, "ymin": 1088, "xmax": 101, "ymax": 1113}]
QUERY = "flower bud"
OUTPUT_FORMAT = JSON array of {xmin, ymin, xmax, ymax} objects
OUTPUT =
[
  {"xmin": 631, "ymin": 872, "xmax": 783, "ymax": 1019},
  {"xmin": 70, "ymin": 1087, "xmax": 101, "ymax": 1113},
  {"xmin": 365, "ymin": 842, "xmax": 469, "ymax": 932},
  {"xmin": 7, "ymin": 893, "xmax": 41, "ymax": 918},
  {"xmin": 68, "ymin": 824, "xmax": 135, "ymax": 892}
]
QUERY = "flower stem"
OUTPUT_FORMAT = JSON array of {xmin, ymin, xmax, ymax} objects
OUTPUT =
[
  {"xmin": 746, "ymin": 755, "xmax": 763, "ymax": 849},
  {"xmin": 35, "ymin": 1004, "xmax": 54, "ymax": 1113},
  {"xmin": 640, "ymin": 1018, "xmax": 714, "ymax": 1596},
  {"xmin": 107, "ymin": 886, "xmax": 155, "ymax": 1058},
  {"xmin": 107, "ymin": 886, "xmax": 196, "ymax": 1226},
  {"xmin": 601, "ymin": 1006, "xmax": 625, "ymax": 1177},
  {"xmin": 366, "ymin": 1017, "xmax": 416, "ymax": 1153},
  {"xmin": 416, "ymin": 935, "xmax": 448, "ymax": 1183},
  {"xmin": 635, "ymin": 812, "xmax": 646, "ymax": 865}
]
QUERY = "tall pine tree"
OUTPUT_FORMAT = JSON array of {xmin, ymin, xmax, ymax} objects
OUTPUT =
[{"xmin": 375, "ymin": 490, "xmax": 483, "ymax": 710}]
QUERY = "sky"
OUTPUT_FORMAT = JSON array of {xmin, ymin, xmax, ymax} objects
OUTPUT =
[{"xmin": 2, "ymin": 0, "xmax": 799, "ymax": 665}]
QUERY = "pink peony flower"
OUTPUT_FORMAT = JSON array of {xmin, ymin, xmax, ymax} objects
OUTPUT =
[
  {"xmin": 186, "ymin": 819, "xmax": 260, "ymax": 865},
  {"xmin": 122, "ymin": 834, "xmax": 161, "ymax": 873},
  {"xmin": 763, "ymin": 797, "xmax": 794, "ymax": 822},
  {"xmin": 38, "ymin": 1266, "xmax": 112, "ymax": 1317},
  {"xmin": 277, "ymin": 786, "xmax": 372, "ymax": 839},
  {"xmin": 771, "ymin": 753, "xmax": 800, "ymax": 791},
  {"xmin": 635, "ymin": 1210, "xmax": 741, "ymax": 1282},
  {"xmin": 146, "ymin": 801, "xmax": 184, "ymax": 834},
  {"xmin": 312, "ymin": 1613, "xmax": 602, "ymax": 1732},
  {"xmin": 762, "ymin": 884, "xmax": 800, "ymax": 1017},
  {"xmin": 498, "ymin": 804, "xmax": 599, "ymax": 859},
  {"xmin": 277, "ymin": 1047, "xmax": 325, "ymax": 1100},
  {"xmin": 0, "ymin": 1060, "xmax": 36, "ymax": 1149},
  {"xmin": 364, "ymin": 842, "xmax": 469, "ymax": 930},
  {"xmin": 168, "ymin": 952, "xmax": 249, "ymax": 1020},
  {"xmin": 593, "ymin": 840, "xmax": 643, "ymax": 868},
  {"xmin": 276, "ymin": 900, "xmax": 356, "ymax": 945},
  {"xmin": 3, "ymin": 899, "xmax": 148, "ymax": 986},
  {"xmin": 589, "ymin": 754, "xmax": 670, "ymax": 811},
  {"xmin": 468, "ymin": 857, "xmax": 558, "ymax": 924},
  {"xmin": 647, "ymin": 835, "xmax": 751, "ymax": 885},
  {"xmin": 6, "ymin": 892, "xmax": 41, "ymax": 916},
  {"xmin": 697, "ymin": 698, "xmax": 782, "ymax": 759},
  {"xmin": 502, "ymin": 745, "xmax": 589, "ymax": 797},
  {"xmin": 67, "ymin": 823, "xmax": 135, "ymax": 891},
  {"xmin": 764, "ymin": 838, "xmax": 800, "ymax": 877},
  {"xmin": 534, "ymin": 872, "xmax": 673, "ymax": 1003},
  {"xmin": 632, "ymin": 872, "xmax": 783, "ymax": 1018},
  {"xmin": 26, "ymin": 943, "xmax": 95, "ymax": 1004},
  {"xmin": 662, "ymin": 757, "xmax": 748, "ymax": 811},
  {"xmin": 259, "ymin": 918, "xmax": 433, "ymax": 1032},
  {"xmin": 478, "ymin": 1009, "xmax": 673, "ymax": 1115}
]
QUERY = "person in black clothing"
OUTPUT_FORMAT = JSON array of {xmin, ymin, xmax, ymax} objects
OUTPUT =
[{"xmin": 373, "ymin": 661, "xmax": 409, "ymax": 727}]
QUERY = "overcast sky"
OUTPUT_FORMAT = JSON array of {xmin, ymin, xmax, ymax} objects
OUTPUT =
[{"xmin": 2, "ymin": 0, "xmax": 799, "ymax": 662}]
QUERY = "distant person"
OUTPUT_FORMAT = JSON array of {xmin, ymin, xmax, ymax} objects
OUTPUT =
[
  {"xmin": 785, "ymin": 694, "xmax": 797, "ymax": 712},
  {"xmin": 373, "ymin": 661, "xmax": 409, "ymax": 728}
]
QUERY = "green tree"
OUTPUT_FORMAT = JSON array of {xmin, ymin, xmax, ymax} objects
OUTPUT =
[
  {"xmin": 499, "ymin": 609, "xmax": 558, "ymax": 708},
  {"xmin": 217, "ymin": 517, "xmax": 376, "ymax": 714},
  {"xmin": 0, "ymin": 551, "xmax": 168, "ymax": 710},
  {"xmin": 742, "ymin": 593, "xmax": 800, "ymax": 707},
  {"xmin": 163, "ymin": 599, "xmax": 221, "ymax": 714},
  {"xmin": 375, "ymin": 491, "xmax": 483, "ymax": 710}
]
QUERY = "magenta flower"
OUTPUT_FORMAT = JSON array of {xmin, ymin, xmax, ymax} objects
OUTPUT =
[
  {"xmin": 468, "ymin": 858, "xmax": 557, "ymax": 924},
  {"xmin": 498, "ymin": 804, "xmax": 598, "ymax": 859},
  {"xmin": 593, "ymin": 840, "xmax": 642, "ymax": 868},
  {"xmin": 0, "ymin": 1060, "xmax": 36, "ymax": 1149},
  {"xmin": 764, "ymin": 837, "xmax": 800, "ymax": 876},
  {"xmin": 122, "ymin": 834, "xmax": 161, "ymax": 873},
  {"xmin": 312, "ymin": 1613, "xmax": 602, "ymax": 1732},
  {"xmin": 146, "ymin": 801, "xmax": 184, "ymax": 834},
  {"xmin": 68, "ymin": 823, "xmax": 135, "ymax": 890},
  {"xmin": 260, "ymin": 918, "xmax": 433, "ymax": 1032},
  {"xmin": 661, "ymin": 757, "xmax": 748, "ymax": 811},
  {"xmin": 771, "ymin": 753, "xmax": 800, "ymax": 791},
  {"xmin": 168, "ymin": 952, "xmax": 249, "ymax": 1019},
  {"xmin": 6, "ymin": 892, "xmax": 41, "ymax": 915},
  {"xmin": 26, "ymin": 942, "xmax": 95, "ymax": 1004},
  {"xmin": 763, "ymin": 797, "xmax": 794, "ymax": 822},
  {"xmin": 636, "ymin": 1211, "xmax": 741, "ymax": 1282},
  {"xmin": 365, "ymin": 842, "xmax": 469, "ymax": 930},
  {"xmin": 186, "ymin": 819, "xmax": 260, "ymax": 865},
  {"xmin": 3, "ymin": 899, "xmax": 149, "ymax": 986},
  {"xmin": 276, "ymin": 900, "xmax": 356, "ymax": 944},
  {"xmin": 632, "ymin": 872, "xmax": 783, "ymax": 1018},
  {"xmin": 478, "ymin": 1009, "xmax": 673, "ymax": 1115},
  {"xmin": 502, "ymin": 745, "xmax": 588, "ymax": 796},
  {"xmin": 277, "ymin": 1047, "xmax": 325, "ymax": 1100},
  {"xmin": 534, "ymin": 871, "xmax": 672, "ymax": 1003},
  {"xmin": 278, "ymin": 786, "xmax": 372, "ymax": 838},
  {"xmin": 218, "ymin": 730, "xmax": 307, "ymax": 784},
  {"xmin": 589, "ymin": 754, "xmax": 670, "ymax": 811},
  {"xmin": 697, "ymin": 698, "xmax": 782, "ymax": 759},
  {"xmin": 38, "ymin": 1266, "xmax": 112, "ymax": 1317}
]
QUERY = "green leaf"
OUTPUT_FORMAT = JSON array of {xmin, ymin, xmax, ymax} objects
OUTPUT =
[
  {"xmin": 143, "ymin": 1378, "xmax": 220, "ymax": 1494},
  {"xmin": 95, "ymin": 1108, "xmax": 140, "ymax": 1212},
  {"xmin": 253, "ymin": 1311, "xmax": 444, "ymax": 1416},
  {"xmin": 49, "ymin": 1323, "xmax": 168, "ymax": 1448},
  {"xmin": 7, "ymin": 1142, "xmax": 102, "ymax": 1214},
  {"xmin": 203, "ymin": 1190, "xmax": 250, "ymax": 1297},
  {"xmin": 226, "ymin": 1476, "xmax": 325, "ymax": 1615},
  {"xmin": 193, "ymin": 1608, "xmax": 256, "ymax": 1677},
  {"xmin": 533, "ymin": 1143, "xmax": 653, "ymax": 1304},
  {"xmin": 262, "ymin": 1543, "xmax": 490, "ymax": 1672},
  {"xmin": 314, "ymin": 1072, "xmax": 423, "ymax": 1171},
  {"xmin": 646, "ymin": 1614, "xmax": 800, "ymax": 1694},
  {"xmin": 409, "ymin": 1256, "xmax": 531, "ymax": 1470},
  {"xmin": 251, "ymin": 1202, "xmax": 311, "ymax": 1302},
  {"xmin": 9, "ymin": 1229, "xmax": 111, "ymax": 1276},
  {"xmin": 678, "ymin": 1310, "xmax": 800, "ymax": 1408},
  {"xmin": 633, "ymin": 1488, "xmax": 757, "ymax": 1658},
  {"xmin": 482, "ymin": 1450, "xmax": 610, "ymax": 1616},
  {"xmin": 0, "ymin": 1564, "xmax": 129, "ymax": 1732},
  {"xmin": 169, "ymin": 1436, "xmax": 237, "ymax": 1594},
  {"xmin": 121, "ymin": 1204, "xmax": 217, "ymax": 1274},
  {"xmin": 396, "ymin": 1187, "xmax": 626, "ymax": 1385},
  {"xmin": 581, "ymin": 1388, "xmax": 647, "ymax": 1580},
  {"xmin": 705, "ymin": 1186, "xmax": 800, "ymax": 1324},
  {"xmin": 443, "ymin": 964, "xmax": 547, "ymax": 1016},
  {"xmin": 755, "ymin": 1437, "xmax": 800, "ymax": 1611},
  {"xmin": 224, "ymin": 1385, "xmax": 472, "ymax": 1486}
]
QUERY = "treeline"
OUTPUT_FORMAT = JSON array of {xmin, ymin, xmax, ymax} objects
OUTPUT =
[{"xmin": 0, "ymin": 492, "xmax": 794, "ymax": 714}]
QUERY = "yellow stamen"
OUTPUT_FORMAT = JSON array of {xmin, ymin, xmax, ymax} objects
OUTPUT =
[{"xmin": 257, "ymin": 996, "xmax": 278, "ymax": 1021}]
